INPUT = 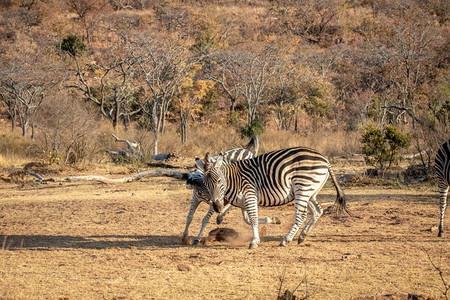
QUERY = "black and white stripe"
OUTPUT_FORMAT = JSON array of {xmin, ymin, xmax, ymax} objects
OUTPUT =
[
  {"xmin": 435, "ymin": 140, "xmax": 450, "ymax": 237},
  {"xmin": 182, "ymin": 148, "xmax": 255, "ymax": 244},
  {"xmin": 200, "ymin": 147, "xmax": 347, "ymax": 249}
]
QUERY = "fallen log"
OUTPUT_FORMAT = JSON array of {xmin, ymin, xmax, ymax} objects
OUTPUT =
[{"xmin": 28, "ymin": 169, "xmax": 187, "ymax": 184}]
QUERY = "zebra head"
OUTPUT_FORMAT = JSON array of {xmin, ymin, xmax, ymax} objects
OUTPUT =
[
  {"xmin": 202, "ymin": 153, "xmax": 227, "ymax": 213},
  {"xmin": 182, "ymin": 169, "xmax": 211, "ymax": 204}
]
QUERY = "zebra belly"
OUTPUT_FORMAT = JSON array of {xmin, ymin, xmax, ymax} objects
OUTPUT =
[
  {"xmin": 254, "ymin": 172, "xmax": 327, "ymax": 207},
  {"xmin": 256, "ymin": 188, "xmax": 295, "ymax": 207}
]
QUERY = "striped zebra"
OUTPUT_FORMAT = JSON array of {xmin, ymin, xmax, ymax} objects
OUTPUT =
[
  {"xmin": 182, "ymin": 148, "xmax": 280, "ymax": 245},
  {"xmin": 199, "ymin": 147, "xmax": 348, "ymax": 249},
  {"xmin": 435, "ymin": 140, "xmax": 450, "ymax": 237}
]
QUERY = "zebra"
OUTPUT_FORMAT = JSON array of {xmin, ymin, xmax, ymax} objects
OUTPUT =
[
  {"xmin": 435, "ymin": 139, "xmax": 450, "ymax": 237},
  {"xmin": 199, "ymin": 147, "xmax": 348, "ymax": 249},
  {"xmin": 182, "ymin": 148, "xmax": 281, "ymax": 245}
]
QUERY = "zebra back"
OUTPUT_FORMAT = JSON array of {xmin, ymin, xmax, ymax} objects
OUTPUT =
[{"xmin": 211, "ymin": 148, "xmax": 253, "ymax": 164}]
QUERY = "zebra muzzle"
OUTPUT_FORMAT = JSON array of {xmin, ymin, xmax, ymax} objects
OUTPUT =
[{"xmin": 212, "ymin": 201, "xmax": 224, "ymax": 214}]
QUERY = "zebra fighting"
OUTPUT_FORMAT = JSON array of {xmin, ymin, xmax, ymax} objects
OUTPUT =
[
  {"xmin": 198, "ymin": 147, "xmax": 348, "ymax": 249},
  {"xmin": 181, "ymin": 148, "xmax": 280, "ymax": 245},
  {"xmin": 435, "ymin": 139, "xmax": 450, "ymax": 237}
]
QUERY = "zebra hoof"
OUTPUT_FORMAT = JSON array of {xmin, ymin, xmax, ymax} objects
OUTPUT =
[
  {"xmin": 298, "ymin": 236, "xmax": 306, "ymax": 244},
  {"xmin": 273, "ymin": 217, "xmax": 281, "ymax": 224},
  {"xmin": 216, "ymin": 215, "xmax": 223, "ymax": 225},
  {"xmin": 249, "ymin": 241, "xmax": 259, "ymax": 249},
  {"xmin": 280, "ymin": 240, "xmax": 289, "ymax": 247},
  {"xmin": 192, "ymin": 239, "xmax": 200, "ymax": 245},
  {"xmin": 438, "ymin": 231, "xmax": 443, "ymax": 238}
]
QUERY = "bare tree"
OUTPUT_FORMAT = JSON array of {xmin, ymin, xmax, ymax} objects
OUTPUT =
[
  {"xmin": 65, "ymin": 43, "xmax": 141, "ymax": 130},
  {"xmin": 0, "ymin": 91, "xmax": 18, "ymax": 131},
  {"xmin": 65, "ymin": 0, "xmax": 107, "ymax": 46},
  {"xmin": 0, "ymin": 81, "xmax": 45, "ymax": 138},
  {"xmin": 272, "ymin": 0, "xmax": 340, "ymax": 44},
  {"xmin": 207, "ymin": 44, "xmax": 283, "ymax": 155},
  {"xmin": 0, "ymin": 45, "xmax": 60, "ymax": 138},
  {"xmin": 207, "ymin": 52, "xmax": 241, "ymax": 113},
  {"xmin": 388, "ymin": 22, "xmax": 436, "ymax": 126},
  {"xmin": 130, "ymin": 35, "xmax": 203, "ymax": 154},
  {"xmin": 211, "ymin": 45, "xmax": 282, "ymax": 126},
  {"xmin": 268, "ymin": 63, "xmax": 306, "ymax": 131}
]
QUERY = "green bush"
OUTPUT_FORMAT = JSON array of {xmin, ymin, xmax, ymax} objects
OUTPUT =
[
  {"xmin": 60, "ymin": 34, "xmax": 87, "ymax": 57},
  {"xmin": 361, "ymin": 125, "xmax": 411, "ymax": 172},
  {"xmin": 241, "ymin": 118, "xmax": 265, "ymax": 139}
]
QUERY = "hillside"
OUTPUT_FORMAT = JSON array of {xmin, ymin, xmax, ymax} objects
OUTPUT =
[{"xmin": 0, "ymin": 0, "xmax": 448, "ymax": 165}]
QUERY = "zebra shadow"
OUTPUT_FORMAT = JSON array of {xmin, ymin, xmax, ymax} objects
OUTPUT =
[
  {"xmin": 0, "ymin": 234, "xmax": 188, "ymax": 251},
  {"xmin": 258, "ymin": 233, "xmax": 445, "ymax": 244}
]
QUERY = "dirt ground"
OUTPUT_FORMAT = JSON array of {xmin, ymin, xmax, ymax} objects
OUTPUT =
[{"xmin": 0, "ymin": 165, "xmax": 449, "ymax": 299}]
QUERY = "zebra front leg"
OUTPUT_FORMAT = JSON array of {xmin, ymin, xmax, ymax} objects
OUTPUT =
[
  {"xmin": 193, "ymin": 205, "xmax": 215, "ymax": 245},
  {"xmin": 182, "ymin": 197, "xmax": 201, "ymax": 244},
  {"xmin": 244, "ymin": 196, "xmax": 260, "ymax": 249},
  {"xmin": 298, "ymin": 196, "xmax": 323, "ymax": 244},
  {"xmin": 438, "ymin": 184, "xmax": 449, "ymax": 237},
  {"xmin": 216, "ymin": 203, "xmax": 233, "ymax": 225},
  {"xmin": 280, "ymin": 195, "xmax": 308, "ymax": 247}
]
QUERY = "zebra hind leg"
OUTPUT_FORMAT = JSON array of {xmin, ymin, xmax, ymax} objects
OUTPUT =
[
  {"xmin": 438, "ymin": 185, "xmax": 449, "ymax": 237},
  {"xmin": 298, "ymin": 196, "xmax": 323, "ymax": 244},
  {"xmin": 280, "ymin": 193, "xmax": 309, "ymax": 247}
]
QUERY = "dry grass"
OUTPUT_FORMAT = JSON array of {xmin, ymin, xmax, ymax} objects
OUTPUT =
[
  {"xmin": 260, "ymin": 127, "xmax": 361, "ymax": 157},
  {"xmin": 157, "ymin": 124, "xmax": 361, "ymax": 159},
  {"xmin": 0, "ymin": 162, "xmax": 449, "ymax": 299},
  {"xmin": 1, "ymin": 119, "xmax": 363, "ymax": 170},
  {"xmin": 0, "ymin": 132, "xmax": 38, "ymax": 168},
  {"xmin": 0, "ymin": 154, "xmax": 31, "ymax": 169}
]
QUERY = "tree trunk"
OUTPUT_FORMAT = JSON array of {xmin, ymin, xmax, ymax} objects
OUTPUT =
[
  {"xmin": 246, "ymin": 134, "xmax": 260, "ymax": 156},
  {"xmin": 11, "ymin": 114, "xmax": 16, "ymax": 131},
  {"xmin": 180, "ymin": 112, "xmax": 187, "ymax": 144},
  {"xmin": 230, "ymin": 99, "xmax": 236, "ymax": 112},
  {"xmin": 21, "ymin": 120, "xmax": 28, "ymax": 137},
  {"xmin": 153, "ymin": 130, "xmax": 159, "ymax": 155},
  {"xmin": 114, "ymin": 98, "xmax": 120, "ymax": 130},
  {"xmin": 31, "ymin": 123, "xmax": 35, "ymax": 139}
]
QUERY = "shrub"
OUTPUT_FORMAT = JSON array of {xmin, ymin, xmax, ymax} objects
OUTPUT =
[
  {"xmin": 361, "ymin": 125, "xmax": 411, "ymax": 173},
  {"xmin": 241, "ymin": 118, "xmax": 265, "ymax": 139},
  {"xmin": 60, "ymin": 34, "xmax": 87, "ymax": 57}
]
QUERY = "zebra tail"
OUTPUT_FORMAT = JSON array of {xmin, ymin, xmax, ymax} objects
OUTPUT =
[{"xmin": 328, "ymin": 165, "xmax": 350, "ymax": 216}]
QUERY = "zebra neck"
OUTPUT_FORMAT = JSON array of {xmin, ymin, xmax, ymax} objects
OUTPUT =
[{"xmin": 223, "ymin": 163, "xmax": 241, "ymax": 201}]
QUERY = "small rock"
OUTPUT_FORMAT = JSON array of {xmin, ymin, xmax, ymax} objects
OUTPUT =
[{"xmin": 177, "ymin": 264, "xmax": 192, "ymax": 272}]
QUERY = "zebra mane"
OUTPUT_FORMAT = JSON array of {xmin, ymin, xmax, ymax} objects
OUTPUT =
[{"xmin": 182, "ymin": 169, "xmax": 204, "ymax": 187}]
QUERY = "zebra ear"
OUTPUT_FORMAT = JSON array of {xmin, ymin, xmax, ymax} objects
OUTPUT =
[
  {"xmin": 213, "ymin": 154, "xmax": 224, "ymax": 168},
  {"xmin": 195, "ymin": 156, "xmax": 205, "ymax": 171},
  {"xmin": 203, "ymin": 152, "xmax": 211, "ymax": 170}
]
